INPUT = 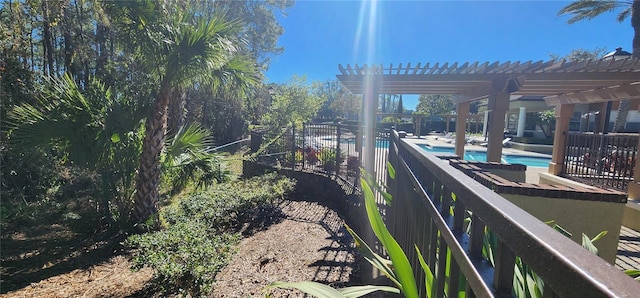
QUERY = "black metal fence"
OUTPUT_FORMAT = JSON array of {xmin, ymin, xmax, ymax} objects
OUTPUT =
[
  {"xmin": 387, "ymin": 130, "xmax": 640, "ymax": 297},
  {"xmin": 248, "ymin": 123, "xmax": 389, "ymax": 191},
  {"xmin": 562, "ymin": 132, "xmax": 638, "ymax": 191}
]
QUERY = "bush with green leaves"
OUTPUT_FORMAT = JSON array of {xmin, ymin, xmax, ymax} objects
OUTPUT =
[
  {"xmin": 318, "ymin": 148, "xmax": 344, "ymax": 171},
  {"xmin": 126, "ymin": 173, "xmax": 295, "ymax": 294},
  {"xmin": 162, "ymin": 173, "xmax": 295, "ymax": 231},
  {"xmin": 126, "ymin": 222, "xmax": 238, "ymax": 296}
]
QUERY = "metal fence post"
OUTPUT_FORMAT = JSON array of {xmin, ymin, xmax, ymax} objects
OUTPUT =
[
  {"xmin": 302, "ymin": 123, "xmax": 306, "ymax": 169},
  {"xmin": 291, "ymin": 123, "xmax": 296, "ymax": 170},
  {"xmin": 336, "ymin": 122, "xmax": 341, "ymax": 176}
]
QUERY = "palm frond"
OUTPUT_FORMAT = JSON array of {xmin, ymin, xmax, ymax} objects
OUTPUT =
[
  {"xmin": 163, "ymin": 123, "xmax": 214, "ymax": 168},
  {"xmin": 162, "ymin": 123, "xmax": 228, "ymax": 192},
  {"xmin": 6, "ymin": 73, "xmax": 144, "ymax": 169},
  {"xmin": 617, "ymin": 6, "xmax": 632, "ymax": 22},
  {"xmin": 558, "ymin": 0, "xmax": 628, "ymax": 24}
]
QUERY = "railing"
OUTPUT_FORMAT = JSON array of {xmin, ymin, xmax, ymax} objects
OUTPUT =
[
  {"xmin": 387, "ymin": 130, "xmax": 640, "ymax": 297},
  {"xmin": 248, "ymin": 123, "xmax": 389, "ymax": 189},
  {"xmin": 562, "ymin": 132, "xmax": 638, "ymax": 191}
]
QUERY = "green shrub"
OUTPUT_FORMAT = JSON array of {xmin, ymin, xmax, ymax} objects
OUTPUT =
[
  {"xmin": 318, "ymin": 148, "xmax": 344, "ymax": 171},
  {"xmin": 162, "ymin": 173, "xmax": 295, "ymax": 231},
  {"xmin": 126, "ymin": 222, "xmax": 239, "ymax": 296},
  {"xmin": 285, "ymin": 150, "xmax": 304, "ymax": 164},
  {"xmin": 126, "ymin": 173, "xmax": 295, "ymax": 295}
]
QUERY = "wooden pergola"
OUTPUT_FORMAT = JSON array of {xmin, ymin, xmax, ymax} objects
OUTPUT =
[{"xmin": 336, "ymin": 59, "xmax": 640, "ymax": 192}]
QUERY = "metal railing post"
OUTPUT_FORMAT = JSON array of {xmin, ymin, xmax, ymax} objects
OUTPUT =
[
  {"xmin": 291, "ymin": 123, "xmax": 296, "ymax": 170},
  {"xmin": 336, "ymin": 122, "xmax": 341, "ymax": 176},
  {"xmin": 302, "ymin": 123, "xmax": 306, "ymax": 169}
]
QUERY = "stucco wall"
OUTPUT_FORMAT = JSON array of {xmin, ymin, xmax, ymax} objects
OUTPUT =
[{"xmin": 501, "ymin": 193, "xmax": 625, "ymax": 264}]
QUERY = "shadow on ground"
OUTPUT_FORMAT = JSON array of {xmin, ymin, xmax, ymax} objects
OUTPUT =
[{"xmin": 1, "ymin": 199, "xmax": 124, "ymax": 293}]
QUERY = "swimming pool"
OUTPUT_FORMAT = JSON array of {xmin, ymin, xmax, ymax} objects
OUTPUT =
[{"xmin": 418, "ymin": 144, "xmax": 551, "ymax": 168}]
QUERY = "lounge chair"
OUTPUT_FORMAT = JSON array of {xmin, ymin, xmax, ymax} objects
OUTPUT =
[
  {"xmin": 434, "ymin": 132, "xmax": 454, "ymax": 141},
  {"xmin": 480, "ymin": 137, "xmax": 512, "ymax": 147}
]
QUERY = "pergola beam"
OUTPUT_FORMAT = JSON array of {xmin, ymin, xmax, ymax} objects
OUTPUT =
[{"xmin": 336, "ymin": 58, "xmax": 640, "ymax": 171}]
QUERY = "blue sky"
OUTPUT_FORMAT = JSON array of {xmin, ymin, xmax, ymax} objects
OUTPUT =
[{"xmin": 264, "ymin": 0, "xmax": 634, "ymax": 109}]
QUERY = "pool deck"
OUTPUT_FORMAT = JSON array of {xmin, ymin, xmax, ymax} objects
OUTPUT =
[{"xmin": 403, "ymin": 134, "xmax": 550, "ymax": 183}]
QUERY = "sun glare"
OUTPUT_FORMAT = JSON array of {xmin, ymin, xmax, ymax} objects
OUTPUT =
[{"xmin": 353, "ymin": 0, "xmax": 380, "ymax": 65}]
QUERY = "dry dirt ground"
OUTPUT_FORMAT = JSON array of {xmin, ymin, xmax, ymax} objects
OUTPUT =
[{"xmin": 1, "ymin": 199, "xmax": 360, "ymax": 297}]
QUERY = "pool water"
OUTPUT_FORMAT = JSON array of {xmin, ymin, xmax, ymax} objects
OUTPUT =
[{"xmin": 418, "ymin": 144, "xmax": 551, "ymax": 168}]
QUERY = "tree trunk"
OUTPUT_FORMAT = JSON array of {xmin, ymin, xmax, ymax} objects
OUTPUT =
[
  {"xmin": 613, "ymin": 100, "xmax": 631, "ymax": 132},
  {"xmin": 612, "ymin": 1, "xmax": 639, "ymax": 133},
  {"xmin": 167, "ymin": 89, "xmax": 187, "ymax": 134},
  {"xmin": 42, "ymin": 0, "xmax": 54, "ymax": 75},
  {"xmin": 133, "ymin": 87, "xmax": 170, "ymax": 224}
]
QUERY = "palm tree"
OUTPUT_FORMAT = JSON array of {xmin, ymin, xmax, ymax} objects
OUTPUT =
[
  {"xmin": 559, "ymin": 0, "xmax": 640, "ymax": 132},
  {"xmin": 7, "ymin": 74, "xmax": 147, "ymax": 225},
  {"xmin": 119, "ymin": 2, "xmax": 258, "ymax": 224},
  {"xmin": 559, "ymin": 0, "xmax": 639, "ymax": 58}
]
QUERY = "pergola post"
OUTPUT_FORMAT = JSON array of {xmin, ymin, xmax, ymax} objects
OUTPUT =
[
  {"xmin": 455, "ymin": 102, "xmax": 470, "ymax": 158},
  {"xmin": 363, "ymin": 74, "xmax": 379, "ymax": 176},
  {"xmin": 486, "ymin": 91, "xmax": 509, "ymax": 162},
  {"xmin": 549, "ymin": 103, "xmax": 575, "ymax": 175}
]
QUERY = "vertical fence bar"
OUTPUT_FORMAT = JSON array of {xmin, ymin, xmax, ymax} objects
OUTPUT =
[
  {"xmin": 435, "ymin": 237, "xmax": 448, "ymax": 298},
  {"xmin": 563, "ymin": 132, "xmax": 637, "ymax": 192},
  {"xmin": 493, "ymin": 240, "xmax": 516, "ymax": 296},
  {"xmin": 291, "ymin": 124, "xmax": 295, "ymax": 170},
  {"xmin": 336, "ymin": 123, "xmax": 341, "ymax": 176},
  {"xmin": 302, "ymin": 123, "xmax": 306, "ymax": 170}
]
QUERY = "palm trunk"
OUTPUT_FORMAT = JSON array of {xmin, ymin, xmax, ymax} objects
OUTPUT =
[
  {"xmin": 133, "ymin": 87, "xmax": 170, "ymax": 224},
  {"xmin": 613, "ymin": 100, "xmax": 631, "ymax": 132},
  {"xmin": 612, "ymin": 0, "xmax": 639, "ymax": 133}
]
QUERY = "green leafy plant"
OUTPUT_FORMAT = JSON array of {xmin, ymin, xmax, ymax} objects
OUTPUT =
[
  {"xmin": 162, "ymin": 123, "xmax": 230, "ymax": 194},
  {"xmin": 285, "ymin": 149, "xmax": 304, "ymax": 165},
  {"xmin": 510, "ymin": 221, "xmax": 610, "ymax": 298},
  {"xmin": 126, "ymin": 173, "xmax": 295, "ymax": 295},
  {"xmin": 318, "ymin": 148, "xmax": 339, "ymax": 171},
  {"xmin": 126, "ymin": 222, "xmax": 239, "ymax": 296}
]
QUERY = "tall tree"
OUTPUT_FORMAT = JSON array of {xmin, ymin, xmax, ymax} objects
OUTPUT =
[
  {"xmin": 115, "ymin": 1, "xmax": 259, "ymax": 224},
  {"xmin": 210, "ymin": 0, "xmax": 294, "ymax": 71},
  {"xmin": 416, "ymin": 94, "xmax": 454, "ymax": 120},
  {"xmin": 559, "ymin": 1, "xmax": 639, "ymax": 132},
  {"xmin": 260, "ymin": 75, "xmax": 324, "ymax": 130},
  {"xmin": 314, "ymin": 79, "xmax": 359, "ymax": 120},
  {"xmin": 549, "ymin": 48, "xmax": 608, "ymax": 61},
  {"xmin": 396, "ymin": 94, "xmax": 404, "ymax": 114}
]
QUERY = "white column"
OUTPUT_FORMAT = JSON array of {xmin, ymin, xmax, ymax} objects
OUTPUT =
[
  {"xmin": 482, "ymin": 110, "xmax": 489, "ymax": 138},
  {"xmin": 517, "ymin": 107, "xmax": 526, "ymax": 137}
]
